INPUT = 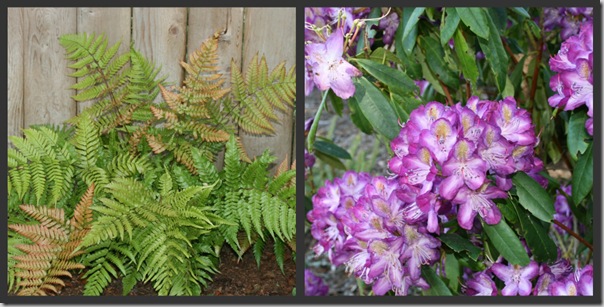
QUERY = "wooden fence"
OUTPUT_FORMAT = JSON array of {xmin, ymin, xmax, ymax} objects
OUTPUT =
[{"xmin": 7, "ymin": 7, "xmax": 296, "ymax": 165}]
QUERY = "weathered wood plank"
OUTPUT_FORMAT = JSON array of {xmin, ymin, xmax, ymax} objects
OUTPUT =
[
  {"xmin": 240, "ymin": 8, "xmax": 296, "ymax": 166},
  {"xmin": 187, "ymin": 8, "xmax": 244, "ymax": 81},
  {"xmin": 188, "ymin": 8, "xmax": 244, "ymax": 168},
  {"xmin": 77, "ymin": 8, "xmax": 132, "ymax": 113},
  {"xmin": 22, "ymin": 8, "xmax": 77, "ymax": 128},
  {"xmin": 133, "ymin": 7, "xmax": 187, "ymax": 97},
  {"xmin": 8, "ymin": 8, "xmax": 24, "ymax": 140}
]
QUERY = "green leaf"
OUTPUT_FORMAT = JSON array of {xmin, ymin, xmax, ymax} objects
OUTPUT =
[
  {"xmin": 419, "ymin": 36, "xmax": 460, "ymax": 89},
  {"xmin": 369, "ymin": 47, "xmax": 403, "ymax": 66},
  {"xmin": 314, "ymin": 140, "xmax": 352, "ymax": 160},
  {"xmin": 353, "ymin": 77, "xmax": 400, "ymax": 140},
  {"xmin": 438, "ymin": 233, "xmax": 481, "ymax": 261},
  {"xmin": 482, "ymin": 219, "xmax": 530, "ymax": 266},
  {"xmin": 512, "ymin": 172, "xmax": 555, "ymax": 222},
  {"xmin": 354, "ymin": 58, "xmax": 417, "ymax": 95},
  {"xmin": 456, "ymin": 8, "xmax": 490, "ymax": 40},
  {"xmin": 510, "ymin": 55, "xmax": 528, "ymax": 94},
  {"xmin": 315, "ymin": 152, "xmax": 346, "ymax": 170},
  {"xmin": 328, "ymin": 91, "xmax": 344, "ymax": 117},
  {"xmin": 525, "ymin": 19, "xmax": 542, "ymax": 40},
  {"xmin": 348, "ymin": 95, "xmax": 374, "ymax": 135},
  {"xmin": 453, "ymin": 29, "xmax": 479, "ymax": 88},
  {"xmin": 399, "ymin": 8, "xmax": 423, "ymax": 55},
  {"xmin": 510, "ymin": 7, "xmax": 530, "ymax": 19},
  {"xmin": 445, "ymin": 253, "xmax": 460, "ymax": 292},
  {"xmin": 391, "ymin": 93, "xmax": 423, "ymax": 123},
  {"xmin": 440, "ymin": 8, "xmax": 460, "ymax": 46},
  {"xmin": 478, "ymin": 13, "xmax": 509, "ymax": 93},
  {"xmin": 487, "ymin": 8, "xmax": 508, "ymax": 32},
  {"xmin": 572, "ymin": 143, "xmax": 593, "ymax": 205},
  {"xmin": 568, "ymin": 111, "xmax": 590, "ymax": 160},
  {"xmin": 401, "ymin": 8, "xmax": 426, "ymax": 49},
  {"xmin": 513, "ymin": 203, "xmax": 558, "ymax": 263},
  {"xmin": 421, "ymin": 266, "xmax": 453, "ymax": 296}
]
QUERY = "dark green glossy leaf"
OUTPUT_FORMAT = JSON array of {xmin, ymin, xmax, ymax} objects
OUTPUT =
[
  {"xmin": 438, "ymin": 233, "xmax": 481, "ymax": 261},
  {"xmin": 328, "ymin": 91, "xmax": 344, "ymax": 117},
  {"xmin": 421, "ymin": 266, "xmax": 453, "ymax": 296},
  {"xmin": 483, "ymin": 219, "xmax": 530, "ymax": 266},
  {"xmin": 395, "ymin": 22, "xmax": 423, "ymax": 79},
  {"xmin": 354, "ymin": 58, "xmax": 417, "ymax": 95},
  {"xmin": 391, "ymin": 93, "xmax": 423, "ymax": 123},
  {"xmin": 348, "ymin": 94, "xmax": 374, "ymax": 135},
  {"xmin": 512, "ymin": 172, "xmax": 555, "ymax": 222},
  {"xmin": 369, "ymin": 47, "xmax": 403, "ymax": 66},
  {"xmin": 568, "ymin": 111, "xmax": 590, "ymax": 160},
  {"xmin": 487, "ymin": 8, "xmax": 508, "ymax": 32},
  {"xmin": 573, "ymin": 143, "xmax": 593, "ymax": 205},
  {"xmin": 399, "ymin": 8, "xmax": 423, "ymax": 55},
  {"xmin": 510, "ymin": 55, "xmax": 527, "ymax": 94},
  {"xmin": 445, "ymin": 253, "xmax": 460, "ymax": 292},
  {"xmin": 314, "ymin": 140, "xmax": 352, "ymax": 160},
  {"xmin": 510, "ymin": 7, "xmax": 530, "ymax": 18},
  {"xmin": 525, "ymin": 19, "xmax": 542, "ymax": 40},
  {"xmin": 419, "ymin": 36, "xmax": 460, "ymax": 89},
  {"xmin": 453, "ymin": 29, "xmax": 479, "ymax": 88},
  {"xmin": 513, "ymin": 203, "xmax": 558, "ymax": 263},
  {"xmin": 440, "ymin": 8, "xmax": 460, "ymax": 46},
  {"xmin": 478, "ymin": 13, "xmax": 509, "ymax": 92},
  {"xmin": 456, "ymin": 8, "xmax": 490, "ymax": 39},
  {"xmin": 353, "ymin": 77, "xmax": 400, "ymax": 140},
  {"xmin": 315, "ymin": 151, "xmax": 346, "ymax": 170},
  {"xmin": 401, "ymin": 8, "xmax": 426, "ymax": 50}
]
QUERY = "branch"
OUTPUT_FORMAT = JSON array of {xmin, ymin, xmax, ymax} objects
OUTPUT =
[
  {"xmin": 552, "ymin": 219, "xmax": 593, "ymax": 251},
  {"xmin": 439, "ymin": 80, "xmax": 454, "ymax": 106}
]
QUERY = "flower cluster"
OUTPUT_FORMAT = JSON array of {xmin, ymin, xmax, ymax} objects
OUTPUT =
[
  {"xmin": 305, "ymin": 269, "xmax": 329, "ymax": 296},
  {"xmin": 553, "ymin": 184, "xmax": 573, "ymax": 233},
  {"xmin": 307, "ymin": 171, "xmax": 441, "ymax": 295},
  {"xmin": 548, "ymin": 21, "xmax": 593, "ymax": 135},
  {"xmin": 543, "ymin": 7, "xmax": 593, "ymax": 40},
  {"xmin": 305, "ymin": 28, "xmax": 362, "ymax": 98},
  {"xmin": 388, "ymin": 98, "xmax": 543, "ymax": 231},
  {"xmin": 464, "ymin": 258, "xmax": 592, "ymax": 296}
]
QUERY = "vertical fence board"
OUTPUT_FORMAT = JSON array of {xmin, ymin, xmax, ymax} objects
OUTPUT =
[
  {"xmin": 22, "ymin": 8, "xmax": 77, "ymax": 128},
  {"xmin": 241, "ymin": 8, "xmax": 296, "ymax": 165},
  {"xmin": 188, "ymin": 8, "xmax": 244, "ymax": 168},
  {"xmin": 8, "ymin": 8, "xmax": 24, "ymax": 142},
  {"xmin": 133, "ymin": 8, "xmax": 187, "ymax": 95},
  {"xmin": 77, "ymin": 8, "xmax": 132, "ymax": 113},
  {"xmin": 187, "ymin": 8, "xmax": 244, "ymax": 82}
]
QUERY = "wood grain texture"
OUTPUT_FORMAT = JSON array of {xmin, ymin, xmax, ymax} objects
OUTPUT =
[
  {"xmin": 8, "ymin": 8, "xmax": 24, "ymax": 140},
  {"xmin": 188, "ymin": 8, "xmax": 244, "ymax": 169},
  {"xmin": 133, "ymin": 7, "xmax": 187, "ymax": 97},
  {"xmin": 240, "ymin": 8, "xmax": 296, "ymax": 166},
  {"xmin": 187, "ymin": 8, "xmax": 244, "ymax": 83},
  {"xmin": 77, "ymin": 8, "xmax": 132, "ymax": 113},
  {"xmin": 22, "ymin": 8, "xmax": 77, "ymax": 128}
]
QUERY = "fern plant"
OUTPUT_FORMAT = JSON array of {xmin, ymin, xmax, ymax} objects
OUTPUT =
[
  {"xmin": 195, "ymin": 136, "xmax": 296, "ymax": 271},
  {"xmin": 7, "ymin": 31, "xmax": 296, "ymax": 296},
  {"xmin": 8, "ymin": 185, "xmax": 94, "ymax": 296}
]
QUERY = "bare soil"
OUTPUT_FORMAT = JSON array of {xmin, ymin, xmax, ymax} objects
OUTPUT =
[{"xmin": 15, "ymin": 241, "xmax": 295, "ymax": 297}]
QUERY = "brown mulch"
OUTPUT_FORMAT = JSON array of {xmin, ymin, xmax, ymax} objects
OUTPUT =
[{"xmin": 11, "ymin": 240, "xmax": 295, "ymax": 296}]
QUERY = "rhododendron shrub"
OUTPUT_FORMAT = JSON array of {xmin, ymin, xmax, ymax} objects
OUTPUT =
[{"xmin": 305, "ymin": 7, "xmax": 594, "ymax": 297}]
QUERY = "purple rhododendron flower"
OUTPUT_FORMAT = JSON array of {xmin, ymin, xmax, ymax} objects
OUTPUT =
[
  {"xmin": 491, "ymin": 261, "xmax": 539, "ymax": 296},
  {"xmin": 464, "ymin": 271, "xmax": 498, "ymax": 296},
  {"xmin": 387, "ymin": 98, "xmax": 541, "ymax": 231},
  {"xmin": 305, "ymin": 269, "xmax": 329, "ymax": 296},
  {"xmin": 307, "ymin": 171, "xmax": 441, "ymax": 295},
  {"xmin": 553, "ymin": 185, "xmax": 573, "ymax": 233},
  {"xmin": 549, "ymin": 21, "xmax": 593, "ymax": 135},
  {"xmin": 453, "ymin": 183, "xmax": 506, "ymax": 230},
  {"xmin": 378, "ymin": 12, "xmax": 399, "ymax": 45},
  {"xmin": 306, "ymin": 29, "xmax": 362, "ymax": 99}
]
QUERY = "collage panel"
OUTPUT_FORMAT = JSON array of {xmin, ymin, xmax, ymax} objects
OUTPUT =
[
  {"xmin": 7, "ymin": 7, "xmax": 295, "ymax": 298},
  {"xmin": 303, "ymin": 6, "xmax": 596, "ymax": 298}
]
